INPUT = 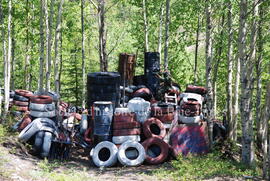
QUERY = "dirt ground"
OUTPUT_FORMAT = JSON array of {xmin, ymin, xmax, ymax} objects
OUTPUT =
[{"xmin": 0, "ymin": 136, "xmax": 251, "ymax": 181}]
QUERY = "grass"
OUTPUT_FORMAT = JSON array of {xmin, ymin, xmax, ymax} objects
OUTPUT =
[{"xmin": 153, "ymin": 151, "xmax": 260, "ymax": 181}]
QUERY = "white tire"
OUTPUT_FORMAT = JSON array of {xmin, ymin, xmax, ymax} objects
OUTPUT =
[
  {"xmin": 29, "ymin": 103, "xmax": 55, "ymax": 112},
  {"xmin": 92, "ymin": 141, "xmax": 118, "ymax": 167},
  {"xmin": 163, "ymin": 123, "xmax": 172, "ymax": 129},
  {"xmin": 30, "ymin": 110, "xmax": 56, "ymax": 118},
  {"xmin": 117, "ymin": 141, "xmax": 145, "ymax": 167},
  {"xmin": 178, "ymin": 114, "xmax": 201, "ymax": 124},
  {"xmin": 112, "ymin": 135, "xmax": 140, "ymax": 145}
]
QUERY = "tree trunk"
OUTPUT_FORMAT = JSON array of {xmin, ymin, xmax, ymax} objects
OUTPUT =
[
  {"xmin": 4, "ymin": 0, "xmax": 12, "ymax": 114},
  {"xmin": 97, "ymin": 0, "xmax": 107, "ymax": 72},
  {"xmin": 81, "ymin": 0, "xmax": 86, "ymax": 108},
  {"xmin": 142, "ymin": 0, "xmax": 149, "ymax": 52},
  {"xmin": 45, "ymin": 0, "xmax": 55, "ymax": 92},
  {"xmin": 11, "ymin": 7, "xmax": 15, "ymax": 91},
  {"xmin": 164, "ymin": 0, "xmax": 170, "ymax": 71},
  {"xmin": 194, "ymin": 15, "xmax": 200, "ymax": 84},
  {"xmin": 255, "ymin": 4, "xmax": 264, "ymax": 150},
  {"xmin": 38, "ymin": 0, "xmax": 45, "ymax": 93},
  {"xmin": 212, "ymin": 13, "xmax": 225, "ymax": 118},
  {"xmin": 24, "ymin": 0, "xmax": 31, "ymax": 90},
  {"xmin": 0, "ymin": 0, "xmax": 6, "ymax": 116},
  {"xmin": 239, "ymin": 0, "xmax": 257, "ymax": 166},
  {"xmin": 205, "ymin": 0, "xmax": 214, "ymax": 149},
  {"xmin": 54, "ymin": 0, "xmax": 64, "ymax": 94},
  {"xmin": 227, "ymin": 1, "xmax": 234, "ymax": 139},
  {"xmin": 263, "ymin": 83, "xmax": 270, "ymax": 179},
  {"xmin": 59, "ymin": 16, "xmax": 63, "ymax": 93},
  {"xmin": 157, "ymin": 3, "xmax": 164, "ymax": 64}
]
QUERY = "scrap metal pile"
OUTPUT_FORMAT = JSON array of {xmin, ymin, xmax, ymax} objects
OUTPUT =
[{"xmin": 9, "ymin": 52, "xmax": 212, "ymax": 167}]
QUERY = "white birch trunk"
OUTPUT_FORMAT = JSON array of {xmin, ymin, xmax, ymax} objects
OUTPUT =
[
  {"xmin": 54, "ymin": 0, "xmax": 64, "ymax": 94},
  {"xmin": 4, "ymin": 0, "xmax": 12, "ymax": 113},
  {"xmin": 205, "ymin": 0, "xmax": 214, "ymax": 149},
  {"xmin": 38, "ymin": 0, "xmax": 45, "ymax": 93},
  {"xmin": 45, "ymin": 0, "xmax": 55, "ymax": 92},
  {"xmin": 194, "ymin": 15, "xmax": 200, "ymax": 84},
  {"xmin": 0, "ymin": 0, "xmax": 5, "ymax": 116},
  {"xmin": 97, "ymin": 0, "xmax": 107, "ymax": 72},
  {"xmin": 11, "ymin": 12, "xmax": 15, "ymax": 91},
  {"xmin": 24, "ymin": 0, "xmax": 31, "ymax": 90},
  {"xmin": 263, "ymin": 82, "xmax": 270, "ymax": 179},
  {"xmin": 227, "ymin": 1, "xmax": 234, "ymax": 139},
  {"xmin": 158, "ymin": 3, "xmax": 164, "ymax": 64},
  {"xmin": 164, "ymin": 0, "xmax": 170, "ymax": 71},
  {"xmin": 239, "ymin": 0, "xmax": 257, "ymax": 166},
  {"xmin": 81, "ymin": 0, "xmax": 86, "ymax": 108},
  {"xmin": 142, "ymin": 0, "xmax": 149, "ymax": 52},
  {"xmin": 255, "ymin": 5, "xmax": 263, "ymax": 150}
]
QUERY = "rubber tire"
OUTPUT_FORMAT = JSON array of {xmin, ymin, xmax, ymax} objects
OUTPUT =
[
  {"xmin": 87, "ymin": 72, "xmax": 121, "ymax": 85},
  {"xmin": 13, "ymin": 94, "xmax": 29, "ymax": 102},
  {"xmin": 13, "ymin": 100, "xmax": 29, "ymax": 106},
  {"xmin": 117, "ymin": 141, "xmax": 145, "ymax": 167},
  {"xmin": 30, "ymin": 95, "xmax": 53, "ymax": 104},
  {"xmin": 15, "ymin": 89, "xmax": 33, "ymax": 98},
  {"xmin": 143, "ymin": 118, "xmax": 166, "ymax": 139},
  {"xmin": 30, "ymin": 110, "xmax": 56, "ymax": 118},
  {"xmin": 114, "ymin": 113, "xmax": 136, "ymax": 123},
  {"xmin": 40, "ymin": 131, "xmax": 53, "ymax": 158},
  {"xmin": 15, "ymin": 106, "xmax": 29, "ymax": 112},
  {"xmin": 112, "ymin": 135, "xmax": 141, "ymax": 145},
  {"xmin": 19, "ymin": 114, "xmax": 32, "ymax": 130},
  {"xmin": 142, "ymin": 137, "xmax": 169, "ymax": 165},
  {"xmin": 88, "ymin": 84, "xmax": 120, "ymax": 94},
  {"xmin": 29, "ymin": 103, "xmax": 55, "ymax": 112},
  {"xmin": 92, "ymin": 141, "xmax": 118, "ymax": 167},
  {"xmin": 154, "ymin": 112, "xmax": 175, "ymax": 124},
  {"xmin": 185, "ymin": 85, "xmax": 207, "ymax": 95},
  {"xmin": 34, "ymin": 131, "xmax": 44, "ymax": 153},
  {"xmin": 113, "ymin": 128, "xmax": 141, "ymax": 136},
  {"xmin": 113, "ymin": 121, "xmax": 140, "ymax": 129}
]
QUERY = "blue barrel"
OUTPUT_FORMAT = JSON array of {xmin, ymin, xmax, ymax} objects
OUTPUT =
[{"xmin": 93, "ymin": 101, "xmax": 113, "ymax": 144}]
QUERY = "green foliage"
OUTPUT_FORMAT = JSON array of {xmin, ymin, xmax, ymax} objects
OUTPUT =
[{"xmin": 154, "ymin": 151, "xmax": 260, "ymax": 180}]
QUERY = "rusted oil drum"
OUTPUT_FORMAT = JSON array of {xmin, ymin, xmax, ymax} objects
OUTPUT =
[{"xmin": 118, "ymin": 53, "xmax": 136, "ymax": 86}]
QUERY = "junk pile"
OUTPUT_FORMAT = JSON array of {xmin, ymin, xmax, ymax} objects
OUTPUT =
[
  {"xmin": 7, "ymin": 52, "xmax": 225, "ymax": 168},
  {"xmin": 85, "ymin": 52, "xmax": 210, "ymax": 167}
]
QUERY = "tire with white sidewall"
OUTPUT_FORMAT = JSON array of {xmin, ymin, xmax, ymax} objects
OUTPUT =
[
  {"xmin": 117, "ymin": 141, "xmax": 145, "ymax": 167},
  {"xmin": 112, "ymin": 135, "xmax": 140, "ymax": 145},
  {"xmin": 92, "ymin": 141, "xmax": 118, "ymax": 167}
]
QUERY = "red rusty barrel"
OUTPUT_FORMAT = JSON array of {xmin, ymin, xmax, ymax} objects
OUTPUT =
[{"xmin": 118, "ymin": 53, "xmax": 136, "ymax": 86}]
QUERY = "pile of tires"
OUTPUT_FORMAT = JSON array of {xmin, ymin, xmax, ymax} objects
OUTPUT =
[
  {"xmin": 93, "ymin": 101, "xmax": 114, "ymax": 144},
  {"xmin": 91, "ymin": 140, "xmax": 145, "ymax": 167},
  {"xmin": 127, "ymin": 97, "xmax": 150, "ymax": 123},
  {"xmin": 112, "ymin": 108, "xmax": 141, "ymax": 145},
  {"xmin": 87, "ymin": 72, "xmax": 121, "ymax": 108},
  {"xmin": 12, "ymin": 90, "xmax": 33, "ymax": 112},
  {"xmin": 144, "ymin": 52, "xmax": 160, "ymax": 96},
  {"xmin": 151, "ymin": 103, "xmax": 175, "ymax": 129},
  {"xmin": 142, "ymin": 137, "xmax": 169, "ymax": 165},
  {"xmin": 178, "ymin": 93, "xmax": 204, "ymax": 124},
  {"xmin": 29, "ymin": 95, "xmax": 56, "ymax": 118}
]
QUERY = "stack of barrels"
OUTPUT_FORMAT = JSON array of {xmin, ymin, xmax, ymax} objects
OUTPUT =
[
  {"xmin": 87, "ymin": 72, "xmax": 121, "ymax": 108},
  {"xmin": 112, "ymin": 108, "xmax": 141, "ymax": 145},
  {"xmin": 93, "ymin": 101, "xmax": 114, "ymax": 144},
  {"xmin": 144, "ymin": 52, "xmax": 160, "ymax": 96}
]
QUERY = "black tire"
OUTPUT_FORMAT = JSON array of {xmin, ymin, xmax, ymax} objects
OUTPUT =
[
  {"xmin": 87, "ymin": 72, "xmax": 120, "ymax": 85},
  {"xmin": 88, "ymin": 84, "xmax": 120, "ymax": 94},
  {"xmin": 40, "ymin": 131, "xmax": 53, "ymax": 158},
  {"xmin": 88, "ymin": 93, "xmax": 120, "ymax": 103},
  {"xmin": 14, "ymin": 94, "xmax": 29, "ymax": 102},
  {"xmin": 34, "ymin": 131, "xmax": 44, "ymax": 153}
]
